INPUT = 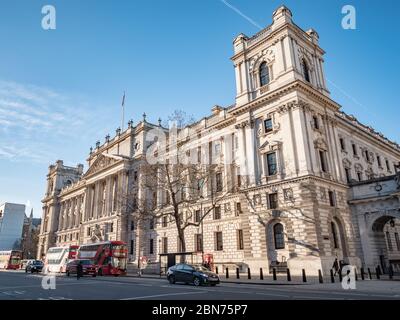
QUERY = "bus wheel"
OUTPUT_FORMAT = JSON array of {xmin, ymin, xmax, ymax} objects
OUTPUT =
[
  {"xmin": 168, "ymin": 275, "xmax": 175, "ymax": 284},
  {"xmin": 92, "ymin": 273, "xmax": 97, "ymax": 277},
  {"xmin": 66, "ymin": 271, "xmax": 70, "ymax": 277}
]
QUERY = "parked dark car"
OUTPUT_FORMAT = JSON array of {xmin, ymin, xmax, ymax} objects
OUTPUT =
[
  {"xmin": 25, "ymin": 260, "xmax": 44, "ymax": 273},
  {"xmin": 167, "ymin": 263, "xmax": 220, "ymax": 286},
  {"xmin": 66, "ymin": 259, "xmax": 97, "ymax": 277}
]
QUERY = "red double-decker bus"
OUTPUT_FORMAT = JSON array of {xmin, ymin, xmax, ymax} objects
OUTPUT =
[
  {"xmin": 77, "ymin": 241, "xmax": 127, "ymax": 276},
  {"xmin": 0, "ymin": 250, "xmax": 22, "ymax": 270}
]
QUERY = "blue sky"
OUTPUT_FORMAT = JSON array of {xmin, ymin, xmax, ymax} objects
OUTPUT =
[{"xmin": 0, "ymin": 0, "xmax": 399, "ymax": 218}]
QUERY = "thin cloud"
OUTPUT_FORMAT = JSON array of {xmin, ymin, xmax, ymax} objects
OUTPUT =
[{"xmin": 219, "ymin": 0, "xmax": 263, "ymax": 30}]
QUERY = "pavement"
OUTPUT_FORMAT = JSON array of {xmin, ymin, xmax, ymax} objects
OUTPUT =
[{"xmin": 1, "ymin": 270, "xmax": 400, "ymax": 300}]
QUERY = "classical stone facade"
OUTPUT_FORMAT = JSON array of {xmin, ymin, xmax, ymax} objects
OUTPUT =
[
  {"xmin": 37, "ymin": 6, "xmax": 400, "ymax": 275},
  {"xmin": 349, "ymin": 172, "xmax": 400, "ymax": 272}
]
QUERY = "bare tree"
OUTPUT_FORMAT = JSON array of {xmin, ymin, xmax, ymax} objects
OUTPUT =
[{"xmin": 135, "ymin": 161, "xmax": 229, "ymax": 258}]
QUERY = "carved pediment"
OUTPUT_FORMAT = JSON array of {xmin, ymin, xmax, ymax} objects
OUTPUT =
[
  {"xmin": 259, "ymin": 140, "xmax": 282, "ymax": 153},
  {"xmin": 84, "ymin": 153, "xmax": 123, "ymax": 177}
]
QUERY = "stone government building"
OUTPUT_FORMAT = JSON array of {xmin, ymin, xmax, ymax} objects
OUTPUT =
[{"xmin": 37, "ymin": 6, "xmax": 400, "ymax": 275}]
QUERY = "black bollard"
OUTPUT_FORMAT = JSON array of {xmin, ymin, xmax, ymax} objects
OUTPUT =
[
  {"xmin": 368, "ymin": 268, "xmax": 372, "ymax": 280},
  {"xmin": 302, "ymin": 269, "xmax": 307, "ymax": 282},
  {"xmin": 354, "ymin": 269, "xmax": 358, "ymax": 281},
  {"xmin": 375, "ymin": 267, "xmax": 380, "ymax": 280},
  {"xmin": 260, "ymin": 268, "xmax": 264, "ymax": 280},
  {"xmin": 226, "ymin": 267, "xmax": 229, "ymax": 279},
  {"xmin": 287, "ymin": 268, "xmax": 291, "ymax": 282},
  {"xmin": 318, "ymin": 269, "xmax": 323, "ymax": 284},
  {"xmin": 330, "ymin": 269, "xmax": 335, "ymax": 283},
  {"xmin": 248, "ymin": 268, "xmax": 251, "ymax": 280},
  {"xmin": 389, "ymin": 265, "xmax": 394, "ymax": 280},
  {"xmin": 338, "ymin": 269, "xmax": 343, "ymax": 282},
  {"xmin": 216, "ymin": 266, "xmax": 219, "ymax": 274},
  {"xmin": 377, "ymin": 265, "xmax": 382, "ymax": 276},
  {"xmin": 272, "ymin": 268, "xmax": 277, "ymax": 281},
  {"xmin": 236, "ymin": 268, "xmax": 240, "ymax": 279},
  {"xmin": 360, "ymin": 268, "xmax": 365, "ymax": 280}
]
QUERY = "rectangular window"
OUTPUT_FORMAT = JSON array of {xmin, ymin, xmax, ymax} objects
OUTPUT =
[
  {"xmin": 130, "ymin": 221, "xmax": 135, "ymax": 231},
  {"xmin": 76, "ymin": 233, "xmax": 79, "ymax": 240},
  {"xmin": 235, "ymin": 202, "xmax": 242, "ymax": 216},
  {"xmin": 195, "ymin": 234, "xmax": 203, "ymax": 252},
  {"xmin": 339, "ymin": 138, "xmax": 346, "ymax": 151},
  {"xmin": 377, "ymin": 155, "xmax": 382, "ymax": 167},
  {"xmin": 266, "ymin": 152, "xmax": 277, "ymax": 176},
  {"xmin": 386, "ymin": 232, "xmax": 393, "ymax": 251},
  {"xmin": 395, "ymin": 233, "xmax": 400, "ymax": 251},
  {"xmin": 357, "ymin": 172, "xmax": 363, "ymax": 182},
  {"xmin": 237, "ymin": 174, "xmax": 241, "ymax": 188},
  {"xmin": 319, "ymin": 150, "xmax": 328, "ymax": 173},
  {"xmin": 237, "ymin": 229, "xmax": 244, "ymax": 250},
  {"xmin": 87, "ymin": 227, "xmax": 91, "ymax": 236},
  {"xmin": 162, "ymin": 216, "xmax": 168, "ymax": 228},
  {"xmin": 386, "ymin": 160, "xmax": 391, "ymax": 171},
  {"xmin": 264, "ymin": 118, "xmax": 273, "ymax": 133},
  {"xmin": 110, "ymin": 223, "xmax": 114, "ymax": 233},
  {"xmin": 214, "ymin": 143, "xmax": 221, "ymax": 155},
  {"xmin": 130, "ymin": 240, "xmax": 134, "ymax": 255},
  {"xmin": 216, "ymin": 172, "xmax": 223, "ymax": 192},
  {"xmin": 365, "ymin": 150, "xmax": 370, "ymax": 162},
  {"xmin": 162, "ymin": 237, "xmax": 168, "ymax": 254},
  {"xmin": 352, "ymin": 143, "xmax": 358, "ymax": 156},
  {"xmin": 134, "ymin": 171, "xmax": 138, "ymax": 181},
  {"xmin": 213, "ymin": 206, "xmax": 221, "ymax": 220},
  {"xmin": 268, "ymin": 193, "xmax": 278, "ymax": 209},
  {"xmin": 345, "ymin": 168, "xmax": 351, "ymax": 183},
  {"xmin": 215, "ymin": 232, "xmax": 223, "ymax": 251},
  {"xmin": 194, "ymin": 210, "xmax": 201, "ymax": 223},
  {"xmin": 313, "ymin": 116, "xmax": 319, "ymax": 130},
  {"xmin": 149, "ymin": 239, "xmax": 154, "ymax": 254},
  {"xmin": 328, "ymin": 191, "xmax": 336, "ymax": 207}
]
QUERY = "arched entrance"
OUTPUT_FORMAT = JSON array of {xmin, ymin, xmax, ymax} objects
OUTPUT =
[
  {"xmin": 330, "ymin": 217, "xmax": 349, "ymax": 263},
  {"xmin": 266, "ymin": 220, "xmax": 289, "ymax": 272},
  {"xmin": 370, "ymin": 215, "xmax": 400, "ymax": 273}
]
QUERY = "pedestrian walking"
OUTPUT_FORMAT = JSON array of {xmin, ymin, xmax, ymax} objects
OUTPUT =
[
  {"xmin": 76, "ymin": 261, "xmax": 83, "ymax": 280},
  {"xmin": 332, "ymin": 258, "xmax": 339, "ymax": 276}
]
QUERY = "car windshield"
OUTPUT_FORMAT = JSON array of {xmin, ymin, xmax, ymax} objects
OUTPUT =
[
  {"xmin": 79, "ymin": 260, "xmax": 93, "ymax": 265},
  {"xmin": 195, "ymin": 266, "xmax": 210, "ymax": 272}
]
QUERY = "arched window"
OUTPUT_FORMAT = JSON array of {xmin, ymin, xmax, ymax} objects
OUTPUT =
[
  {"xmin": 273, "ymin": 223, "xmax": 285, "ymax": 249},
  {"xmin": 259, "ymin": 62, "xmax": 270, "ymax": 87},
  {"xmin": 301, "ymin": 58, "xmax": 310, "ymax": 83},
  {"xmin": 331, "ymin": 221, "xmax": 339, "ymax": 249}
]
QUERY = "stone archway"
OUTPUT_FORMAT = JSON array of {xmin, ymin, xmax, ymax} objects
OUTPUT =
[
  {"xmin": 266, "ymin": 220, "xmax": 289, "ymax": 272},
  {"xmin": 330, "ymin": 217, "xmax": 349, "ymax": 262},
  {"xmin": 370, "ymin": 215, "xmax": 400, "ymax": 273},
  {"xmin": 360, "ymin": 210, "xmax": 400, "ymax": 272}
]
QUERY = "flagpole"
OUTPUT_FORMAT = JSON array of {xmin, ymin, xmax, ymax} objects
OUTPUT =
[{"xmin": 121, "ymin": 91, "xmax": 125, "ymax": 131}]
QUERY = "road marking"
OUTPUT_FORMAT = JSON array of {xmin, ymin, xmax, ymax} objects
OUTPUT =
[
  {"xmin": 121, "ymin": 291, "xmax": 206, "ymax": 300},
  {"xmin": 255, "ymin": 292, "xmax": 290, "ymax": 298}
]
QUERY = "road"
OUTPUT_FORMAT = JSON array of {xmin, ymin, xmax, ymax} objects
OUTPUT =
[{"xmin": 0, "ymin": 270, "xmax": 399, "ymax": 300}]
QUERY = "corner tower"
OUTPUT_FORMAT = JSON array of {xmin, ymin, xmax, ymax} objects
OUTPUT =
[{"xmin": 232, "ymin": 6, "xmax": 329, "ymax": 107}]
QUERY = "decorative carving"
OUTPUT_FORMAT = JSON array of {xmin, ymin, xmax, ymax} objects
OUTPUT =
[
  {"xmin": 84, "ymin": 154, "xmax": 120, "ymax": 177},
  {"xmin": 343, "ymin": 158, "xmax": 352, "ymax": 169},
  {"xmin": 314, "ymin": 137, "xmax": 328, "ymax": 151},
  {"xmin": 249, "ymin": 47, "xmax": 276, "ymax": 72}
]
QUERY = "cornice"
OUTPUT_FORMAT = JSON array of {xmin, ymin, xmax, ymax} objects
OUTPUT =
[{"xmin": 228, "ymin": 80, "xmax": 340, "ymax": 117}]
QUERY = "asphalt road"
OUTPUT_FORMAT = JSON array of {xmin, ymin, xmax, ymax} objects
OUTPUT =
[{"xmin": 0, "ymin": 270, "xmax": 399, "ymax": 300}]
